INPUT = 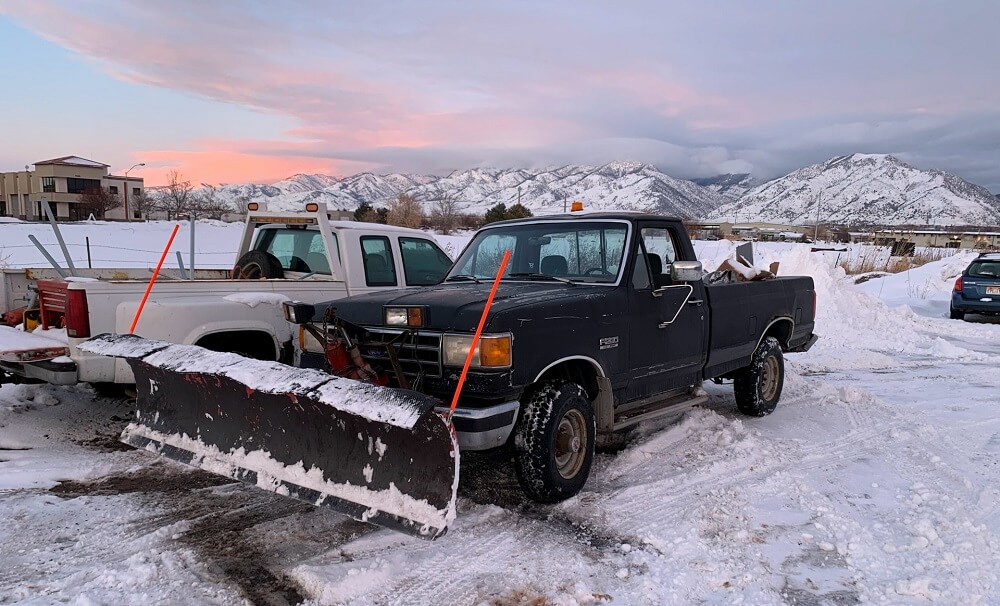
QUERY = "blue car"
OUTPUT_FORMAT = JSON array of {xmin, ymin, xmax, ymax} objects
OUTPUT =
[{"xmin": 951, "ymin": 252, "xmax": 1000, "ymax": 320}]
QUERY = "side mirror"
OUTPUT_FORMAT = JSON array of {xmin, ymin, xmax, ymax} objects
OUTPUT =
[{"xmin": 671, "ymin": 260, "xmax": 703, "ymax": 282}]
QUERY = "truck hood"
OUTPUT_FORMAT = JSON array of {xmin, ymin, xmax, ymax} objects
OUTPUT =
[{"xmin": 327, "ymin": 282, "xmax": 612, "ymax": 332}]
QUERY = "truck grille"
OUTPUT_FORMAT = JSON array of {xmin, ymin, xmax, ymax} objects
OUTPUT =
[{"xmin": 361, "ymin": 328, "xmax": 443, "ymax": 379}]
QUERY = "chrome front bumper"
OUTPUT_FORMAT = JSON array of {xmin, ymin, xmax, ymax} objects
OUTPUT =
[
  {"xmin": 0, "ymin": 358, "xmax": 78, "ymax": 385},
  {"xmin": 436, "ymin": 400, "xmax": 520, "ymax": 451}
]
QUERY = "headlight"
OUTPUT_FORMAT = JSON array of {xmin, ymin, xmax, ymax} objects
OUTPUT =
[
  {"xmin": 384, "ymin": 306, "xmax": 425, "ymax": 327},
  {"xmin": 283, "ymin": 301, "xmax": 315, "ymax": 324},
  {"xmin": 442, "ymin": 334, "xmax": 512, "ymax": 368}
]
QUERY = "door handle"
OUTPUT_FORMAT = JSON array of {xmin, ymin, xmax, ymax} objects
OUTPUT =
[{"xmin": 687, "ymin": 299, "xmax": 704, "ymax": 306}]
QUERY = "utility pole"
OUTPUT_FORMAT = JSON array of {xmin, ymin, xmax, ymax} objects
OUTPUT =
[{"xmin": 814, "ymin": 194, "xmax": 821, "ymax": 242}]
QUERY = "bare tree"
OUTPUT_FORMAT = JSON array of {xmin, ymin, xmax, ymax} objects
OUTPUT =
[
  {"xmin": 234, "ymin": 195, "xmax": 252, "ymax": 215},
  {"xmin": 79, "ymin": 187, "xmax": 122, "ymax": 219},
  {"xmin": 189, "ymin": 185, "xmax": 229, "ymax": 219},
  {"xmin": 155, "ymin": 170, "xmax": 194, "ymax": 220},
  {"xmin": 430, "ymin": 194, "xmax": 459, "ymax": 234},
  {"xmin": 387, "ymin": 193, "xmax": 423, "ymax": 229},
  {"xmin": 130, "ymin": 189, "xmax": 154, "ymax": 219}
]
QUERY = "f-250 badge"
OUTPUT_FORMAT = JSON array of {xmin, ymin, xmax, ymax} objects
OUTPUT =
[{"xmin": 599, "ymin": 336, "xmax": 619, "ymax": 350}]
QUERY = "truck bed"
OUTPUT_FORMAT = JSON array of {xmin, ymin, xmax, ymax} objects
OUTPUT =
[
  {"xmin": 1, "ymin": 267, "xmax": 231, "ymax": 314},
  {"xmin": 703, "ymin": 276, "xmax": 816, "ymax": 379}
]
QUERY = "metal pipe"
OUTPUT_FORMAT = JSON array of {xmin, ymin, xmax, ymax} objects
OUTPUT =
[
  {"xmin": 176, "ymin": 251, "xmax": 189, "ymax": 279},
  {"xmin": 189, "ymin": 214, "xmax": 196, "ymax": 279},
  {"xmin": 42, "ymin": 199, "xmax": 77, "ymax": 275},
  {"xmin": 86, "ymin": 236, "xmax": 92, "ymax": 269},
  {"xmin": 28, "ymin": 235, "xmax": 68, "ymax": 278}
]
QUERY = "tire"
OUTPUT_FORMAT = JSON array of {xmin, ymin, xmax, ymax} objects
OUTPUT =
[
  {"xmin": 231, "ymin": 251, "xmax": 283, "ymax": 279},
  {"xmin": 950, "ymin": 307, "xmax": 965, "ymax": 320},
  {"xmin": 733, "ymin": 336, "xmax": 784, "ymax": 416},
  {"xmin": 513, "ymin": 380, "xmax": 596, "ymax": 503}
]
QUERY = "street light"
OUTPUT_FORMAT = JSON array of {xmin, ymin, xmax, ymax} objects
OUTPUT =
[{"xmin": 123, "ymin": 162, "xmax": 145, "ymax": 221}]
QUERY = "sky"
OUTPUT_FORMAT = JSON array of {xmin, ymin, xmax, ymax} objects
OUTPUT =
[{"xmin": 0, "ymin": 1, "xmax": 998, "ymax": 191}]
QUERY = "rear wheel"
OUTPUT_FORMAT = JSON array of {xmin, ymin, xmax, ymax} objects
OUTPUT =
[
  {"xmin": 513, "ymin": 381, "xmax": 595, "ymax": 503},
  {"xmin": 733, "ymin": 336, "xmax": 784, "ymax": 416},
  {"xmin": 949, "ymin": 307, "xmax": 965, "ymax": 320}
]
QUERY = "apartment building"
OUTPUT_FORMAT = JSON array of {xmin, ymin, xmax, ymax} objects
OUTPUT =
[{"xmin": 0, "ymin": 156, "xmax": 144, "ymax": 221}]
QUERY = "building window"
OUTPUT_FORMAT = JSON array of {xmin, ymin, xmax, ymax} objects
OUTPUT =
[
  {"xmin": 109, "ymin": 185, "xmax": 119, "ymax": 195},
  {"xmin": 132, "ymin": 187, "xmax": 141, "ymax": 196},
  {"xmin": 66, "ymin": 178, "xmax": 102, "ymax": 194},
  {"xmin": 42, "ymin": 177, "xmax": 56, "ymax": 193}
]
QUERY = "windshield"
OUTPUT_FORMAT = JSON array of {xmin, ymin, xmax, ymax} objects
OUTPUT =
[
  {"xmin": 253, "ymin": 227, "xmax": 338, "ymax": 274},
  {"xmin": 969, "ymin": 260, "xmax": 1000, "ymax": 278},
  {"xmin": 448, "ymin": 221, "xmax": 629, "ymax": 284}
]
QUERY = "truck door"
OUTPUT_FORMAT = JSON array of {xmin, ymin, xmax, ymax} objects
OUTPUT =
[{"xmin": 626, "ymin": 224, "xmax": 708, "ymax": 400}]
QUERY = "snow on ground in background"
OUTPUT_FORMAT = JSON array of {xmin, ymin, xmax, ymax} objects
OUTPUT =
[
  {"xmin": 2, "ymin": 234, "xmax": 1000, "ymax": 604},
  {"xmin": 0, "ymin": 220, "xmax": 245, "ymax": 269},
  {"xmin": 0, "ymin": 219, "xmax": 458, "ymax": 271}
]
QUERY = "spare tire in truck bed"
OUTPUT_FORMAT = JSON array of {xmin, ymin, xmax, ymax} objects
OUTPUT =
[{"xmin": 231, "ymin": 251, "xmax": 284, "ymax": 279}]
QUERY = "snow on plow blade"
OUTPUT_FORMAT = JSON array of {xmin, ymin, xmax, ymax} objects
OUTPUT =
[{"xmin": 79, "ymin": 334, "xmax": 458, "ymax": 539}]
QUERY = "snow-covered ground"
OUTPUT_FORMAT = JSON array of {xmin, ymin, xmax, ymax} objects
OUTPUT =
[{"xmin": 2, "ymin": 221, "xmax": 999, "ymax": 604}]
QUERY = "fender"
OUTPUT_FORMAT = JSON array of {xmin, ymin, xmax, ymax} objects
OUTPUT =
[
  {"xmin": 533, "ymin": 355, "xmax": 608, "ymax": 383},
  {"xmin": 754, "ymin": 316, "xmax": 794, "ymax": 351}
]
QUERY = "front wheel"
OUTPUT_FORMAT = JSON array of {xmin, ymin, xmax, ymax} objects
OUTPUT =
[
  {"xmin": 513, "ymin": 381, "xmax": 596, "ymax": 503},
  {"xmin": 733, "ymin": 336, "xmax": 784, "ymax": 416}
]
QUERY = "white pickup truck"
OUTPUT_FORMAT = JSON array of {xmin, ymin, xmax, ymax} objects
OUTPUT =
[{"xmin": 0, "ymin": 202, "xmax": 453, "ymax": 386}]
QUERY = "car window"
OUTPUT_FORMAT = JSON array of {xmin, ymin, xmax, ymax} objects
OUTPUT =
[
  {"xmin": 253, "ymin": 228, "xmax": 336, "ymax": 274},
  {"xmin": 450, "ymin": 222, "xmax": 628, "ymax": 283},
  {"xmin": 969, "ymin": 261, "xmax": 1000, "ymax": 278},
  {"xmin": 360, "ymin": 236, "xmax": 397, "ymax": 286},
  {"xmin": 636, "ymin": 226, "xmax": 679, "ymax": 289},
  {"xmin": 453, "ymin": 232, "xmax": 518, "ymax": 278},
  {"xmin": 400, "ymin": 238, "xmax": 452, "ymax": 285}
]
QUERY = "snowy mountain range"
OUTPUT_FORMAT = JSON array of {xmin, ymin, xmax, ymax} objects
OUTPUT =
[
  {"xmin": 168, "ymin": 162, "xmax": 728, "ymax": 219},
  {"xmin": 708, "ymin": 154, "xmax": 1000, "ymax": 226},
  {"xmin": 161, "ymin": 154, "xmax": 1000, "ymax": 226},
  {"xmin": 690, "ymin": 174, "xmax": 758, "ymax": 201}
]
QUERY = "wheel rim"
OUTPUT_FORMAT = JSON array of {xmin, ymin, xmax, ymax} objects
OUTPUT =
[
  {"xmin": 554, "ymin": 409, "xmax": 587, "ymax": 480},
  {"xmin": 760, "ymin": 354, "xmax": 780, "ymax": 401},
  {"xmin": 239, "ymin": 262, "xmax": 263, "ymax": 279}
]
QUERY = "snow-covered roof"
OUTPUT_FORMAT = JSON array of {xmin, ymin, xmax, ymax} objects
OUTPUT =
[{"xmin": 34, "ymin": 156, "xmax": 109, "ymax": 168}]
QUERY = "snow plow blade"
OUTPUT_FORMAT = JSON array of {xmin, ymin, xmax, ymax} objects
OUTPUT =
[{"xmin": 79, "ymin": 334, "xmax": 458, "ymax": 539}]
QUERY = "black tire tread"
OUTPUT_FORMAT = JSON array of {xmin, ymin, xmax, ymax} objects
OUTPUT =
[
  {"xmin": 733, "ymin": 336, "xmax": 784, "ymax": 417},
  {"xmin": 513, "ymin": 380, "xmax": 595, "ymax": 503}
]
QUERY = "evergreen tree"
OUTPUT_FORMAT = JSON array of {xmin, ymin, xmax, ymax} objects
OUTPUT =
[
  {"xmin": 506, "ymin": 203, "xmax": 533, "ymax": 220},
  {"xmin": 484, "ymin": 203, "xmax": 508, "ymax": 224}
]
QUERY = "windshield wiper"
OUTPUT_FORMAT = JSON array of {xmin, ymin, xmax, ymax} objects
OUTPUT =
[
  {"xmin": 444, "ymin": 274, "xmax": 483, "ymax": 283},
  {"xmin": 509, "ymin": 272, "xmax": 576, "ymax": 285}
]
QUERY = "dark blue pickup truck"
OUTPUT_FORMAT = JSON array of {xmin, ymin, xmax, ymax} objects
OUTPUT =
[{"xmin": 299, "ymin": 213, "xmax": 818, "ymax": 502}]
